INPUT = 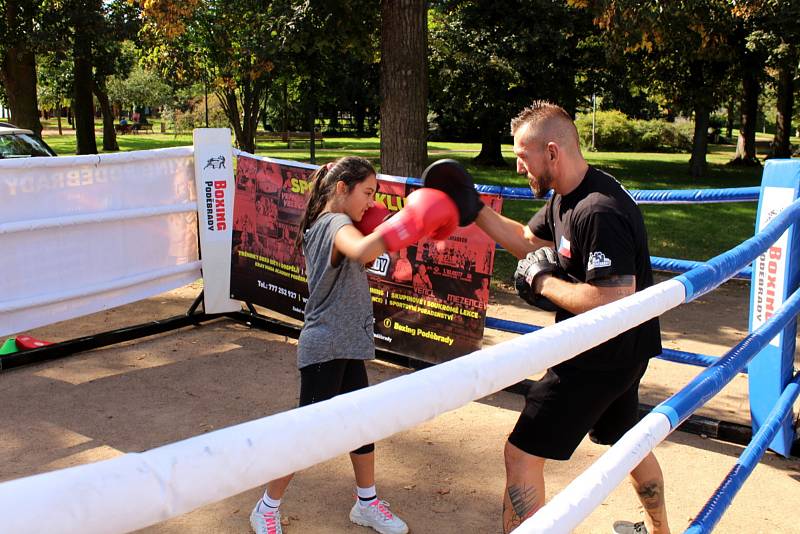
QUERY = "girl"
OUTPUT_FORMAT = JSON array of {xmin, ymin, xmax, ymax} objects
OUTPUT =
[{"xmin": 251, "ymin": 155, "xmax": 458, "ymax": 534}]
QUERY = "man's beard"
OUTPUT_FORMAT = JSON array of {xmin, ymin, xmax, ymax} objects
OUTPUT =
[{"xmin": 529, "ymin": 173, "xmax": 553, "ymax": 199}]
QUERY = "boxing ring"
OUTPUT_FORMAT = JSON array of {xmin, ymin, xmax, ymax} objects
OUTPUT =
[{"xmin": 0, "ymin": 138, "xmax": 798, "ymax": 533}]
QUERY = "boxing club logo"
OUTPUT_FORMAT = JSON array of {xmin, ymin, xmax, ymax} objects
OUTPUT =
[{"xmin": 587, "ymin": 251, "xmax": 612, "ymax": 271}]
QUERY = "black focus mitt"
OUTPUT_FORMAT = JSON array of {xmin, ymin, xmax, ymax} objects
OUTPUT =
[{"xmin": 420, "ymin": 159, "xmax": 484, "ymax": 226}]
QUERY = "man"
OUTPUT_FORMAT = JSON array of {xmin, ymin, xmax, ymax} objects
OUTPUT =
[
  {"xmin": 412, "ymin": 263, "xmax": 433, "ymax": 292},
  {"xmin": 473, "ymin": 101, "xmax": 670, "ymax": 534}
]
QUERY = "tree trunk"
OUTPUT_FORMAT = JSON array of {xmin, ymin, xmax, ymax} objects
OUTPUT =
[
  {"xmin": 220, "ymin": 89, "xmax": 246, "ymax": 152},
  {"xmin": 689, "ymin": 105, "xmax": 710, "ymax": 178},
  {"xmin": 354, "ymin": 100, "xmax": 366, "ymax": 136},
  {"xmin": 56, "ymin": 99, "xmax": 63, "ymax": 135},
  {"xmin": 731, "ymin": 56, "xmax": 760, "ymax": 165},
  {"xmin": 328, "ymin": 107, "xmax": 339, "ymax": 131},
  {"xmin": 0, "ymin": 0, "xmax": 43, "ymax": 136},
  {"xmin": 219, "ymin": 80, "xmax": 264, "ymax": 154},
  {"xmin": 772, "ymin": 56, "xmax": 795, "ymax": 159},
  {"xmin": 308, "ymin": 102, "xmax": 317, "ymax": 164},
  {"xmin": 0, "ymin": 47, "xmax": 43, "ymax": 136},
  {"xmin": 73, "ymin": 52, "xmax": 97, "ymax": 154},
  {"xmin": 473, "ymin": 129, "xmax": 506, "ymax": 167},
  {"xmin": 380, "ymin": 0, "xmax": 428, "ymax": 177},
  {"xmin": 94, "ymin": 77, "xmax": 118, "ymax": 152},
  {"xmin": 725, "ymin": 97, "xmax": 735, "ymax": 139}
]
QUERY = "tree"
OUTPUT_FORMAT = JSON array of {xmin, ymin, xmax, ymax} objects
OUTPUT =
[
  {"xmin": 139, "ymin": 0, "xmax": 286, "ymax": 154},
  {"xmin": 273, "ymin": 0, "xmax": 378, "ymax": 162},
  {"xmin": 140, "ymin": 0, "xmax": 378, "ymax": 154},
  {"xmin": 0, "ymin": 0, "xmax": 44, "ymax": 135},
  {"xmin": 739, "ymin": 0, "xmax": 800, "ymax": 159},
  {"xmin": 107, "ymin": 65, "xmax": 173, "ymax": 116},
  {"xmin": 380, "ymin": 0, "xmax": 428, "ymax": 176},
  {"xmin": 69, "ymin": 0, "xmax": 102, "ymax": 154},
  {"xmin": 576, "ymin": 0, "xmax": 736, "ymax": 177},
  {"xmin": 429, "ymin": 0, "xmax": 597, "ymax": 166},
  {"xmin": 37, "ymin": 52, "xmax": 73, "ymax": 135},
  {"xmin": 91, "ymin": 1, "xmax": 141, "ymax": 151},
  {"xmin": 30, "ymin": 0, "xmax": 138, "ymax": 153},
  {"xmin": 727, "ymin": 4, "xmax": 769, "ymax": 165}
]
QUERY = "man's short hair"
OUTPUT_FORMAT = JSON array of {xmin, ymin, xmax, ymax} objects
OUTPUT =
[{"xmin": 510, "ymin": 100, "xmax": 579, "ymax": 148}]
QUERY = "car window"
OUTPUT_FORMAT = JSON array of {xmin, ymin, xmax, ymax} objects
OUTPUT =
[{"xmin": 0, "ymin": 133, "xmax": 56, "ymax": 158}]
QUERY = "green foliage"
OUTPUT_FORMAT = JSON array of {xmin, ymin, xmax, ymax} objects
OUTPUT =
[
  {"xmin": 428, "ymin": 1, "xmax": 599, "ymax": 143},
  {"xmin": 162, "ymin": 94, "xmax": 230, "ymax": 133},
  {"xmin": 37, "ymin": 52, "xmax": 74, "ymax": 111},
  {"xmin": 575, "ymin": 110, "xmax": 695, "ymax": 152},
  {"xmin": 107, "ymin": 65, "xmax": 173, "ymax": 110}
]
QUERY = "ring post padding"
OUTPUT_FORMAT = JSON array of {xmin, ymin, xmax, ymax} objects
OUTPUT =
[
  {"xmin": 746, "ymin": 159, "xmax": 800, "ymax": 457},
  {"xmin": 193, "ymin": 129, "xmax": 241, "ymax": 314}
]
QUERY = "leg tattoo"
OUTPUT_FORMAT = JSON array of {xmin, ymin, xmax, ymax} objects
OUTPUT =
[
  {"xmin": 637, "ymin": 481, "xmax": 665, "ymax": 528},
  {"xmin": 504, "ymin": 484, "xmax": 538, "ymax": 532}
]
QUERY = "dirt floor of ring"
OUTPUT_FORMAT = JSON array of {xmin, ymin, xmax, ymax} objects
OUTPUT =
[{"xmin": 1, "ymin": 278, "xmax": 799, "ymax": 533}]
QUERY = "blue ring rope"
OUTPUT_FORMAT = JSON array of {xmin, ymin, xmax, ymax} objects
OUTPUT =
[
  {"xmin": 676, "ymin": 198, "xmax": 800, "ymax": 301},
  {"xmin": 651, "ymin": 257, "xmax": 752, "ymax": 280},
  {"xmin": 471, "ymin": 184, "xmax": 759, "ymax": 204},
  {"xmin": 485, "ymin": 317, "xmax": 726, "ymax": 371},
  {"xmin": 684, "ymin": 372, "xmax": 800, "ymax": 534},
  {"xmin": 410, "ymin": 175, "xmax": 759, "ymax": 204},
  {"xmin": 653, "ymin": 283, "xmax": 800, "ymax": 428},
  {"xmin": 494, "ymin": 246, "xmax": 753, "ymax": 279}
]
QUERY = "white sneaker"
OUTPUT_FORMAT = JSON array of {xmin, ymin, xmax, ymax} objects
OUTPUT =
[
  {"xmin": 612, "ymin": 520, "xmax": 649, "ymax": 534},
  {"xmin": 349, "ymin": 499, "xmax": 409, "ymax": 534},
  {"xmin": 250, "ymin": 504, "xmax": 283, "ymax": 534}
]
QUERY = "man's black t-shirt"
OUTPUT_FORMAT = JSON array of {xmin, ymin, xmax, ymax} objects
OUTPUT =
[{"xmin": 528, "ymin": 166, "xmax": 661, "ymax": 369}]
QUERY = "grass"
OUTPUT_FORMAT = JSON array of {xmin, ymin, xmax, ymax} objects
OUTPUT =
[{"xmin": 42, "ymin": 126, "xmax": 784, "ymax": 285}]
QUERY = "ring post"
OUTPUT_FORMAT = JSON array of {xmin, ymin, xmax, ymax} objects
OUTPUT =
[
  {"xmin": 747, "ymin": 159, "xmax": 800, "ymax": 457},
  {"xmin": 193, "ymin": 128, "xmax": 241, "ymax": 314}
]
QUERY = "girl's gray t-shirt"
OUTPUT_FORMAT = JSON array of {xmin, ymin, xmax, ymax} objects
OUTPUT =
[{"xmin": 297, "ymin": 212, "xmax": 375, "ymax": 368}]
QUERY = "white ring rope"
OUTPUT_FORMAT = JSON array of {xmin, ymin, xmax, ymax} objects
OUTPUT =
[
  {"xmin": 0, "ymin": 280, "xmax": 685, "ymax": 534},
  {"xmin": 0, "ymin": 146, "xmax": 193, "ymax": 170},
  {"xmin": 0, "ymin": 203, "xmax": 198, "ymax": 235},
  {"xmin": 0, "ymin": 262, "xmax": 202, "ymax": 313},
  {"xmin": 517, "ymin": 412, "xmax": 673, "ymax": 533}
]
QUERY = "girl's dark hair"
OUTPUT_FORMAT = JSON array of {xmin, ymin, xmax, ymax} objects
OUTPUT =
[{"xmin": 295, "ymin": 156, "xmax": 376, "ymax": 248}]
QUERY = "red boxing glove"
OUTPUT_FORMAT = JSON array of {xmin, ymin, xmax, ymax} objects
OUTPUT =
[
  {"xmin": 375, "ymin": 188, "xmax": 459, "ymax": 251},
  {"xmin": 354, "ymin": 201, "xmax": 392, "ymax": 235}
]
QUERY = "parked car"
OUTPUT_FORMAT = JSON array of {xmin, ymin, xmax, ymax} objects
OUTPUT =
[{"xmin": 0, "ymin": 125, "xmax": 57, "ymax": 158}]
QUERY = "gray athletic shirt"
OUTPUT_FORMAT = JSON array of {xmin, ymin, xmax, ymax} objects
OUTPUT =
[{"xmin": 297, "ymin": 212, "xmax": 375, "ymax": 368}]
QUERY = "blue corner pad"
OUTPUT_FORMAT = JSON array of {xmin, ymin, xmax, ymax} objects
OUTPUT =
[
  {"xmin": 674, "ymin": 274, "xmax": 695, "ymax": 302},
  {"xmin": 652, "ymin": 404, "xmax": 680, "ymax": 429}
]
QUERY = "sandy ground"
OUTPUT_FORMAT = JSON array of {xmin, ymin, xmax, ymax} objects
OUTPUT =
[{"xmin": 1, "ymin": 278, "xmax": 799, "ymax": 534}]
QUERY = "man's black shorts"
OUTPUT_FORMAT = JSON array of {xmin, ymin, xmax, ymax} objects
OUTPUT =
[{"xmin": 508, "ymin": 359, "xmax": 649, "ymax": 460}]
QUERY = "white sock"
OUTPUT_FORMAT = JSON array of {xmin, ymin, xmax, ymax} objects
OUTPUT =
[
  {"xmin": 357, "ymin": 485, "xmax": 377, "ymax": 507},
  {"xmin": 256, "ymin": 492, "xmax": 281, "ymax": 513}
]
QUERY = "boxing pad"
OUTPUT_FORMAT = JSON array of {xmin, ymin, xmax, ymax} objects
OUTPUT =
[
  {"xmin": 420, "ymin": 159, "xmax": 484, "ymax": 226},
  {"xmin": 375, "ymin": 188, "xmax": 459, "ymax": 251},
  {"xmin": 514, "ymin": 247, "xmax": 565, "ymax": 312},
  {"xmin": 354, "ymin": 201, "xmax": 392, "ymax": 235},
  {"xmin": 14, "ymin": 335, "xmax": 53, "ymax": 350}
]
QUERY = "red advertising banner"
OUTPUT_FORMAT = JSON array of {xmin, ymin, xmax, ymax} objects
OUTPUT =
[{"xmin": 230, "ymin": 154, "xmax": 503, "ymax": 363}]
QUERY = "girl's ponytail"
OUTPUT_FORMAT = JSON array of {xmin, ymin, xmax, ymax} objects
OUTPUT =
[
  {"xmin": 295, "ymin": 165, "xmax": 331, "ymax": 249},
  {"xmin": 294, "ymin": 156, "xmax": 377, "ymax": 250}
]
